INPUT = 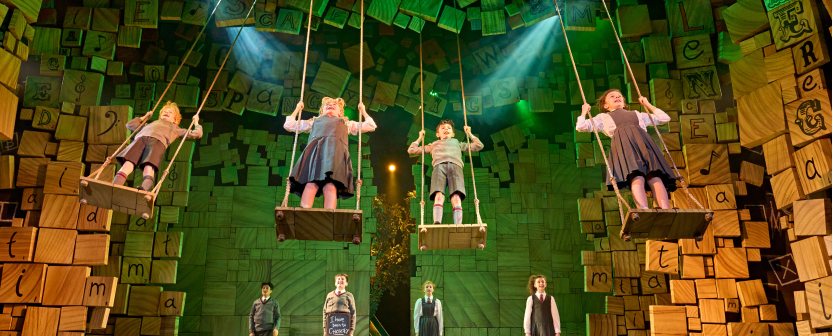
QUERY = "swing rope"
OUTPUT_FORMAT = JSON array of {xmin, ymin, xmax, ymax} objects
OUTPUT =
[
  {"xmin": 152, "ymin": 0, "xmax": 259, "ymax": 196},
  {"xmin": 281, "ymin": 0, "xmax": 316, "ymax": 207},
  {"xmin": 552, "ymin": 0, "xmax": 629, "ymax": 225},
  {"xmin": 87, "ymin": 0, "xmax": 224, "ymax": 181},
  {"xmin": 453, "ymin": 0, "xmax": 483, "ymax": 226},
  {"xmin": 419, "ymin": 29, "xmax": 425, "ymax": 227},
  {"xmin": 355, "ymin": 0, "xmax": 364, "ymax": 211},
  {"xmin": 599, "ymin": 0, "xmax": 705, "ymax": 210}
]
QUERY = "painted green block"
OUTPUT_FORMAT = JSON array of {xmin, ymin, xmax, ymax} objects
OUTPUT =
[
  {"xmin": 275, "ymin": 9, "xmax": 303, "ymax": 35},
  {"xmin": 393, "ymin": 12, "xmax": 411, "ymax": 28},
  {"xmin": 324, "ymin": 6, "xmax": 349, "ymax": 29}
]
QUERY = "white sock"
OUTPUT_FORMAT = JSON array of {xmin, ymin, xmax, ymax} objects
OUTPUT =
[
  {"xmin": 432, "ymin": 205, "xmax": 443, "ymax": 224},
  {"xmin": 453, "ymin": 208, "xmax": 463, "ymax": 225}
]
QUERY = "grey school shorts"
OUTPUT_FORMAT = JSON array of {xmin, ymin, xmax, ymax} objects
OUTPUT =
[{"xmin": 430, "ymin": 162, "xmax": 466, "ymax": 201}]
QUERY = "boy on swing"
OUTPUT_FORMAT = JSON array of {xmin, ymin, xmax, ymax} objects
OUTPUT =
[{"xmin": 408, "ymin": 120, "xmax": 483, "ymax": 225}]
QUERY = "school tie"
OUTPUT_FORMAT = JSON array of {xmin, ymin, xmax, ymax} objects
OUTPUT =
[
  {"xmin": 539, "ymin": 294, "xmax": 544, "ymax": 303},
  {"xmin": 428, "ymin": 298, "xmax": 431, "ymax": 303}
]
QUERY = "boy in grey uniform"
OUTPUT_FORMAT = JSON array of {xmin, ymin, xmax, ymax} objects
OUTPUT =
[
  {"xmin": 408, "ymin": 120, "xmax": 484, "ymax": 224},
  {"xmin": 250, "ymin": 282, "xmax": 281, "ymax": 336}
]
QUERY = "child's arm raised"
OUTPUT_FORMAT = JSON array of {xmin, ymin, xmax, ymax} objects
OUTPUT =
[
  {"xmin": 575, "ymin": 103, "xmax": 606, "ymax": 133},
  {"xmin": 284, "ymin": 102, "xmax": 313, "ymax": 133},
  {"xmin": 126, "ymin": 111, "xmax": 154, "ymax": 131},
  {"xmin": 407, "ymin": 130, "xmax": 431, "ymax": 155},
  {"xmin": 180, "ymin": 115, "xmax": 203, "ymax": 139},
  {"xmin": 637, "ymin": 96, "xmax": 671, "ymax": 126},
  {"xmin": 347, "ymin": 102, "xmax": 377, "ymax": 135},
  {"xmin": 461, "ymin": 126, "xmax": 484, "ymax": 152}
]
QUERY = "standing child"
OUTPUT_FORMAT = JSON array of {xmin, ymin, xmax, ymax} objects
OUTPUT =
[
  {"xmin": 323, "ymin": 274, "xmax": 356, "ymax": 336},
  {"xmin": 408, "ymin": 120, "xmax": 483, "ymax": 224},
  {"xmin": 284, "ymin": 99, "xmax": 376, "ymax": 210},
  {"xmin": 575, "ymin": 90, "xmax": 676, "ymax": 209},
  {"xmin": 523, "ymin": 275, "xmax": 561, "ymax": 336},
  {"xmin": 249, "ymin": 282, "xmax": 281, "ymax": 336},
  {"xmin": 113, "ymin": 101, "xmax": 203, "ymax": 191},
  {"xmin": 413, "ymin": 280, "xmax": 443, "ymax": 336}
]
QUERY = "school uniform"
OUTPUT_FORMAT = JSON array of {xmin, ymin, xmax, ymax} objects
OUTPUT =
[
  {"xmin": 407, "ymin": 137, "xmax": 484, "ymax": 201},
  {"xmin": 576, "ymin": 108, "xmax": 677, "ymax": 193},
  {"xmin": 523, "ymin": 293, "xmax": 561, "ymax": 336},
  {"xmin": 249, "ymin": 296, "xmax": 280, "ymax": 336},
  {"xmin": 118, "ymin": 118, "xmax": 203, "ymax": 170},
  {"xmin": 284, "ymin": 115, "xmax": 377, "ymax": 199},
  {"xmin": 413, "ymin": 295, "xmax": 443, "ymax": 336},
  {"xmin": 323, "ymin": 290, "xmax": 356, "ymax": 335}
]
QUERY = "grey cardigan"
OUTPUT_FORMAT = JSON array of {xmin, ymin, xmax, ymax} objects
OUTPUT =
[
  {"xmin": 323, "ymin": 291, "xmax": 356, "ymax": 332},
  {"xmin": 249, "ymin": 297, "xmax": 281, "ymax": 333},
  {"xmin": 408, "ymin": 136, "xmax": 484, "ymax": 168},
  {"xmin": 126, "ymin": 117, "xmax": 203, "ymax": 147}
]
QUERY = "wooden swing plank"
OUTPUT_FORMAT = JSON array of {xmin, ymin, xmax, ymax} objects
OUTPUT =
[
  {"xmin": 274, "ymin": 207, "xmax": 363, "ymax": 242},
  {"xmin": 418, "ymin": 223, "xmax": 487, "ymax": 250},
  {"xmin": 79, "ymin": 177, "xmax": 155, "ymax": 218},
  {"xmin": 622, "ymin": 208, "xmax": 712, "ymax": 240}
]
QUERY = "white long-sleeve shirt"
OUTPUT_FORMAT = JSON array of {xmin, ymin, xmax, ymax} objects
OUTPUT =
[
  {"xmin": 413, "ymin": 296, "xmax": 443, "ymax": 335},
  {"xmin": 523, "ymin": 293, "xmax": 561, "ymax": 333},
  {"xmin": 283, "ymin": 115, "xmax": 377, "ymax": 135},
  {"xmin": 575, "ymin": 108, "xmax": 670, "ymax": 138}
]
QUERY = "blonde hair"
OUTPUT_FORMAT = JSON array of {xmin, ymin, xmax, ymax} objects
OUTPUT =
[
  {"xmin": 161, "ymin": 101, "xmax": 182, "ymax": 125},
  {"xmin": 319, "ymin": 97, "xmax": 345, "ymax": 115},
  {"xmin": 596, "ymin": 89, "xmax": 627, "ymax": 113},
  {"xmin": 422, "ymin": 280, "xmax": 435, "ymax": 295}
]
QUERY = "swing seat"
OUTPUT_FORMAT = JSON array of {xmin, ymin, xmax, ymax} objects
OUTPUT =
[
  {"xmin": 620, "ymin": 208, "xmax": 713, "ymax": 241},
  {"xmin": 79, "ymin": 177, "xmax": 156, "ymax": 219},
  {"xmin": 417, "ymin": 223, "xmax": 487, "ymax": 251},
  {"xmin": 275, "ymin": 207, "xmax": 363, "ymax": 244}
]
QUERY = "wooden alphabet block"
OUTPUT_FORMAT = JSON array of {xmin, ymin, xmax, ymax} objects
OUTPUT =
[
  {"xmin": 650, "ymin": 306, "xmax": 688, "ymax": 336},
  {"xmin": 793, "ymin": 32, "xmax": 829, "ymax": 75},
  {"xmin": 150, "ymin": 259, "xmax": 177, "ymax": 284},
  {"xmin": 646, "ymin": 241, "xmax": 679, "ymax": 274},
  {"xmin": 58, "ymin": 306, "xmax": 86, "ymax": 331},
  {"xmin": 674, "ymin": 35, "xmax": 715, "ymax": 69},
  {"xmin": 0, "ymin": 227, "xmax": 36, "ymax": 262},
  {"xmin": 125, "ymin": 0, "xmax": 159, "ymax": 28},
  {"xmin": 80, "ymin": 276, "xmax": 118, "ymax": 309},
  {"xmin": 159, "ymin": 291, "xmax": 185, "ymax": 316},
  {"xmin": 17, "ymin": 158, "xmax": 50, "ymax": 188},
  {"xmin": 681, "ymin": 114, "xmax": 717, "ymax": 144},
  {"xmin": 32, "ymin": 106, "xmax": 60, "ymax": 131},
  {"xmin": 0, "ymin": 263, "xmax": 46, "ymax": 303},
  {"xmin": 793, "ymin": 138, "xmax": 832, "ymax": 194},
  {"xmin": 798, "ymin": 69, "xmax": 825, "ymax": 97},
  {"xmin": 586, "ymin": 266, "xmax": 613, "ymax": 292},
  {"xmin": 737, "ymin": 82, "xmax": 788, "ymax": 148},
  {"xmin": 722, "ymin": 0, "xmax": 770, "ymax": 44},
  {"xmin": 59, "ymin": 70, "xmax": 104, "ymax": 106},
  {"xmin": 806, "ymin": 275, "xmax": 832, "ymax": 328},
  {"xmin": 39, "ymin": 194, "xmax": 80, "ymax": 229},
  {"xmin": 716, "ymin": 279, "xmax": 738, "ymax": 298},
  {"xmin": 739, "ymin": 161, "xmax": 765, "ymax": 187},
  {"xmin": 77, "ymin": 204, "xmax": 112, "ymax": 232},
  {"xmin": 127, "ymin": 285, "xmax": 161, "ymax": 316},
  {"xmin": 34, "ymin": 228, "xmax": 77, "ymax": 264},
  {"xmin": 74, "ymin": 234, "xmax": 110, "ymax": 265},
  {"xmin": 41, "ymin": 265, "xmax": 90, "ymax": 306},
  {"xmin": 795, "ymin": 199, "xmax": 832, "ymax": 236},
  {"xmin": 763, "ymin": 134, "xmax": 795, "ymax": 176},
  {"xmin": 44, "ymin": 161, "xmax": 84, "ymax": 195},
  {"xmin": 695, "ymin": 278, "xmax": 718, "ymax": 298},
  {"xmin": 152, "ymin": 232, "xmax": 182, "ymax": 258},
  {"xmin": 650, "ymin": 78, "xmax": 683, "ymax": 111},
  {"xmin": 736, "ymin": 279, "xmax": 767, "ymax": 307},
  {"xmin": 616, "ymin": 5, "xmax": 652, "ymax": 38},
  {"xmin": 699, "ymin": 299, "xmax": 726, "ymax": 323},
  {"xmin": 671, "ymin": 280, "xmax": 697, "ymax": 304},
  {"xmin": 64, "ymin": 7, "xmax": 92, "ymax": 29},
  {"xmin": 121, "ymin": 257, "xmax": 151, "ymax": 284},
  {"xmin": 21, "ymin": 307, "xmax": 59, "ymax": 336},
  {"xmin": 310, "ymin": 62, "xmax": 350, "ymax": 98},
  {"xmin": 684, "ymin": 144, "xmax": 730, "ymax": 185},
  {"xmin": 680, "ymin": 65, "xmax": 722, "ymax": 100},
  {"xmin": 491, "ymin": 77, "xmax": 521, "ymax": 107},
  {"xmin": 87, "ymin": 105, "xmax": 133, "ymax": 145},
  {"xmin": 373, "ymin": 81, "xmax": 399, "ymax": 107},
  {"xmin": 786, "ymin": 90, "xmax": 832, "ymax": 147},
  {"xmin": 771, "ymin": 167, "xmax": 806, "ymax": 209},
  {"xmin": 705, "ymin": 184, "xmax": 736, "ymax": 210},
  {"xmin": 714, "ymin": 247, "xmax": 749, "ymax": 278},
  {"xmin": 792, "ymin": 236, "xmax": 831, "ymax": 281}
]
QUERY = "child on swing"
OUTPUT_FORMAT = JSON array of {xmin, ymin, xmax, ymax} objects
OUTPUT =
[
  {"xmin": 408, "ymin": 120, "xmax": 483, "ymax": 225},
  {"xmin": 575, "ymin": 90, "xmax": 676, "ymax": 209},
  {"xmin": 523, "ymin": 275, "xmax": 561, "ymax": 336},
  {"xmin": 113, "ymin": 101, "xmax": 203, "ymax": 191},
  {"xmin": 284, "ymin": 98, "xmax": 375, "ymax": 209}
]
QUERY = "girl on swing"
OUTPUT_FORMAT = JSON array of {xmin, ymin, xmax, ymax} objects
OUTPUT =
[
  {"xmin": 284, "ymin": 99, "xmax": 375, "ymax": 235},
  {"xmin": 575, "ymin": 90, "xmax": 676, "ymax": 209}
]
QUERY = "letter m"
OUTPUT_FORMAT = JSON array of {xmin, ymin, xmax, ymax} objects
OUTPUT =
[
  {"xmin": 572, "ymin": 4, "xmax": 592, "ymax": 23},
  {"xmin": 592, "ymin": 272, "xmax": 608, "ymax": 285},
  {"xmin": 89, "ymin": 282, "xmax": 106, "ymax": 296},
  {"xmin": 128, "ymin": 264, "xmax": 145, "ymax": 277}
]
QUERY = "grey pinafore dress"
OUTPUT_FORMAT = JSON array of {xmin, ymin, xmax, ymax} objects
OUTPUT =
[
  {"xmin": 418, "ymin": 298, "xmax": 440, "ymax": 336},
  {"xmin": 606, "ymin": 108, "xmax": 678, "ymax": 192},
  {"xmin": 289, "ymin": 115, "xmax": 355, "ymax": 199},
  {"xmin": 531, "ymin": 295, "xmax": 556, "ymax": 336}
]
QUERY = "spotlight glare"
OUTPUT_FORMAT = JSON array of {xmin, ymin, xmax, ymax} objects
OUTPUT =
[{"xmin": 389, "ymin": 165, "xmax": 396, "ymax": 172}]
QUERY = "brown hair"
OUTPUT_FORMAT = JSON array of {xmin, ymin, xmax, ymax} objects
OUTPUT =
[
  {"xmin": 436, "ymin": 120, "xmax": 455, "ymax": 133},
  {"xmin": 596, "ymin": 89, "xmax": 627, "ymax": 113},
  {"xmin": 162, "ymin": 101, "xmax": 182, "ymax": 125},
  {"xmin": 527, "ymin": 275, "xmax": 546, "ymax": 295},
  {"xmin": 422, "ymin": 280, "xmax": 435, "ymax": 295},
  {"xmin": 335, "ymin": 273, "xmax": 349, "ymax": 283}
]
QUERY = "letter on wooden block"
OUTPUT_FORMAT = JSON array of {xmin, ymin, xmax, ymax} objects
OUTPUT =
[
  {"xmin": 41, "ymin": 265, "xmax": 90, "ymax": 306},
  {"xmin": 646, "ymin": 241, "xmax": 679, "ymax": 274},
  {"xmin": 0, "ymin": 263, "xmax": 46, "ymax": 303},
  {"xmin": 792, "ymin": 236, "xmax": 832, "ymax": 282},
  {"xmin": 82, "ymin": 276, "xmax": 117, "ymax": 307}
]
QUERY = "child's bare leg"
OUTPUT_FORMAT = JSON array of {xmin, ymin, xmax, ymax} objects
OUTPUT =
[
  {"xmin": 630, "ymin": 176, "xmax": 650, "ymax": 209},
  {"xmin": 323, "ymin": 183, "xmax": 337, "ymax": 210},
  {"xmin": 300, "ymin": 183, "xmax": 319, "ymax": 208},
  {"xmin": 451, "ymin": 194, "xmax": 463, "ymax": 225},
  {"xmin": 140, "ymin": 165, "xmax": 156, "ymax": 191},
  {"xmin": 649, "ymin": 177, "xmax": 671, "ymax": 209},
  {"xmin": 113, "ymin": 161, "xmax": 134, "ymax": 185},
  {"xmin": 432, "ymin": 192, "xmax": 445, "ymax": 224}
]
